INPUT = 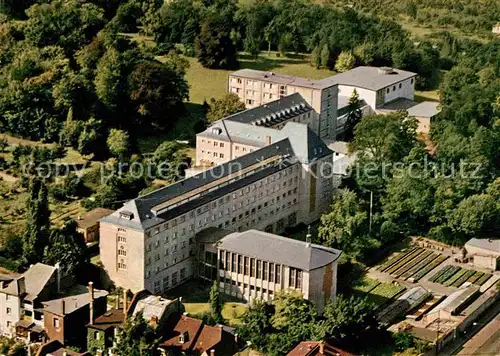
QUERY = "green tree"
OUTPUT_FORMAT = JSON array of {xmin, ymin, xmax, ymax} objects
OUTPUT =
[
  {"xmin": 209, "ymin": 281, "xmax": 224, "ymax": 323},
  {"xmin": 320, "ymin": 44, "xmax": 330, "ymax": 69},
  {"xmin": 447, "ymin": 194, "xmax": 500, "ymax": 237},
  {"xmin": 22, "ymin": 178, "xmax": 51, "ymax": 266},
  {"xmin": 319, "ymin": 189, "xmax": 368, "ymax": 256},
  {"xmin": 195, "ymin": 13, "xmax": 238, "ymax": 69},
  {"xmin": 128, "ymin": 60, "xmax": 189, "ymax": 130},
  {"xmin": 78, "ymin": 118, "xmax": 104, "ymax": 156},
  {"xmin": 206, "ymin": 93, "xmax": 246, "ymax": 122},
  {"xmin": 335, "ymin": 51, "xmax": 355, "ymax": 72},
  {"xmin": 238, "ymin": 299, "xmax": 273, "ymax": 352},
  {"xmin": 94, "ymin": 48, "xmax": 124, "ymax": 110},
  {"xmin": 107, "ymin": 129, "xmax": 130, "ymax": 158},
  {"xmin": 344, "ymin": 89, "xmax": 362, "ymax": 141},
  {"xmin": 44, "ymin": 220, "xmax": 88, "ymax": 275},
  {"xmin": 320, "ymin": 295, "xmax": 378, "ymax": 346},
  {"xmin": 115, "ymin": 311, "xmax": 159, "ymax": 356},
  {"xmin": 311, "ymin": 46, "xmax": 321, "ymax": 68}
]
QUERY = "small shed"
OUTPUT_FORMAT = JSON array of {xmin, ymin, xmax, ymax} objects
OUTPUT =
[{"xmin": 76, "ymin": 208, "xmax": 114, "ymax": 243}]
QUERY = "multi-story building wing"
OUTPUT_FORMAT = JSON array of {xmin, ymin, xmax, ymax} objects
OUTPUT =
[
  {"xmin": 228, "ymin": 66, "xmax": 418, "ymax": 138},
  {"xmin": 100, "ymin": 123, "xmax": 335, "ymax": 294},
  {"xmin": 215, "ymin": 230, "xmax": 341, "ymax": 312},
  {"xmin": 228, "ymin": 69, "xmax": 338, "ymax": 139},
  {"xmin": 195, "ymin": 93, "xmax": 319, "ymax": 167}
]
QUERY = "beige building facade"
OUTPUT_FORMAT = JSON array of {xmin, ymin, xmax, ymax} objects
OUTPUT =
[
  {"xmin": 213, "ymin": 230, "xmax": 341, "ymax": 312},
  {"xmin": 229, "ymin": 70, "xmax": 338, "ymax": 139},
  {"xmin": 100, "ymin": 123, "xmax": 336, "ymax": 294}
]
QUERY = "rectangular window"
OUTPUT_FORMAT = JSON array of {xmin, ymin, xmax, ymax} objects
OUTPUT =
[
  {"xmin": 53, "ymin": 318, "xmax": 60, "ymax": 328},
  {"xmin": 172, "ymin": 272, "xmax": 178, "ymax": 285},
  {"xmin": 250, "ymin": 258, "xmax": 255, "ymax": 277},
  {"xmin": 297, "ymin": 270, "xmax": 302, "ymax": 289},
  {"xmin": 154, "ymin": 280, "xmax": 161, "ymax": 293},
  {"xmin": 289, "ymin": 268, "xmax": 296, "ymax": 288},
  {"xmin": 269, "ymin": 263, "xmax": 275, "ymax": 282},
  {"xmin": 244, "ymin": 257, "xmax": 249, "ymax": 275},
  {"xmin": 256, "ymin": 260, "xmax": 261, "ymax": 279},
  {"xmin": 220, "ymin": 250, "xmax": 225, "ymax": 269},
  {"xmin": 163, "ymin": 276, "xmax": 170, "ymax": 291},
  {"xmin": 180, "ymin": 268, "xmax": 186, "ymax": 280},
  {"xmin": 231, "ymin": 253, "xmax": 236, "ymax": 272},
  {"xmin": 275, "ymin": 265, "xmax": 281, "ymax": 284},
  {"xmin": 238, "ymin": 255, "xmax": 243, "ymax": 274},
  {"xmin": 263, "ymin": 262, "xmax": 268, "ymax": 281}
]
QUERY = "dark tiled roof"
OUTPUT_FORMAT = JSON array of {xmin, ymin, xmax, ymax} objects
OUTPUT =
[
  {"xmin": 102, "ymin": 126, "xmax": 332, "ymax": 230},
  {"xmin": 224, "ymin": 93, "xmax": 312, "ymax": 126},
  {"xmin": 75, "ymin": 208, "xmax": 114, "ymax": 229},
  {"xmin": 218, "ymin": 230, "xmax": 341, "ymax": 271},
  {"xmin": 88, "ymin": 308, "xmax": 124, "ymax": 331}
]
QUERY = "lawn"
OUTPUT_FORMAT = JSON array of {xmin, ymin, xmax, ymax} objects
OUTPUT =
[{"xmin": 165, "ymin": 280, "xmax": 247, "ymax": 326}]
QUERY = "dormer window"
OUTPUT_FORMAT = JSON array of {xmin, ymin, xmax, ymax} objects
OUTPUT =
[
  {"xmin": 119, "ymin": 211, "xmax": 133, "ymax": 220},
  {"xmin": 212, "ymin": 127, "xmax": 222, "ymax": 135},
  {"xmin": 179, "ymin": 331, "xmax": 189, "ymax": 344}
]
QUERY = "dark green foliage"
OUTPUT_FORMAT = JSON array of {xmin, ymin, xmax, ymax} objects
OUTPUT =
[
  {"xmin": 44, "ymin": 220, "xmax": 88, "ymax": 275},
  {"xmin": 209, "ymin": 281, "xmax": 224, "ymax": 324},
  {"xmin": 206, "ymin": 93, "xmax": 246, "ymax": 123},
  {"xmin": 115, "ymin": 311, "xmax": 161, "ymax": 356},
  {"xmin": 22, "ymin": 178, "xmax": 51, "ymax": 266},
  {"xmin": 196, "ymin": 13, "xmax": 238, "ymax": 69},
  {"xmin": 343, "ymin": 89, "xmax": 362, "ymax": 141}
]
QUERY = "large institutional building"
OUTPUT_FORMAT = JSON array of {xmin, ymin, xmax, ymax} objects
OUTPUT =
[
  {"xmin": 101, "ymin": 123, "xmax": 335, "ymax": 294},
  {"xmin": 100, "ymin": 65, "xmax": 429, "ymax": 306}
]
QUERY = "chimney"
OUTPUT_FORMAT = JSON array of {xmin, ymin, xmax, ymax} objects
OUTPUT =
[
  {"xmin": 150, "ymin": 315, "xmax": 159, "ymax": 328},
  {"xmin": 210, "ymin": 350, "xmax": 215, "ymax": 356},
  {"xmin": 265, "ymin": 136, "xmax": 271, "ymax": 145},
  {"xmin": 17, "ymin": 277, "xmax": 26, "ymax": 295},
  {"xmin": 305, "ymin": 225, "xmax": 312, "ymax": 248},
  {"xmin": 319, "ymin": 342, "xmax": 325, "ymax": 354},
  {"xmin": 55, "ymin": 263, "xmax": 61, "ymax": 293},
  {"xmin": 89, "ymin": 281, "xmax": 94, "ymax": 325}
]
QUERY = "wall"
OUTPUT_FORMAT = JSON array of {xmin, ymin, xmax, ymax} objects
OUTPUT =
[
  {"xmin": 0, "ymin": 293, "xmax": 21, "ymax": 337},
  {"xmin": 100, "ymin": 222, "xmax": 145, "ymax": 293},
  {"xmin": 338, "ymin": 85, "xmax": 377, "ymax": 111},
  {"xmin": 416, "ymin": 116, "xmax": 432, "ymax": 134},
  {"xmin": 381, "ymin": 77, "xmax": 415, "ymax": 104},
  {"xmin": 473, "ymin": 255, "xmax": 498, "ymax": 271},
  {"xmin": 44, "ymin": 311, "xmax": 65, "ymax": 345}
]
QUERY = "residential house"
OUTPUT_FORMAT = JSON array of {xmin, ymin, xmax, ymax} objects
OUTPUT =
[
  {"xmin": 159, "ymin": 313, "xmax": 239, "ymax": 356},
  {"xmin": 76, "ymin": 208, "xmax": 114, "ymax": 244},
  {"xmin": 0, "ymin": 263, "xmax": 72, "ymax": 339},
  {"xmin": 43, "ymin": 282, "xmax": 108, "ymax": 350}
]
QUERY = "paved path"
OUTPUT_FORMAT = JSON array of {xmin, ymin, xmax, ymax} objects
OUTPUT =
[{"xmin": 454, "ymin": 307, "xmax": 500, "ymax": 355}]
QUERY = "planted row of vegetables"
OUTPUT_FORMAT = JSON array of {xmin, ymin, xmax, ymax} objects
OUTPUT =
[
  {"xmin": 429, "ymin": 265, "xmax": 493, "ymax": 287},
  {"xmin": 397, "ymin": 251, "xmax": 436, "ymax": 279},
  {"xmin": 378, "ymin": 247, "xmax": 419, "ymax": 272},
  {"xmin": 385, "ymin": 249, "xmax": 427, "ymax": 275},
  {"xmin": 391, "ymin": 250, "xmax": 433, "ymax": 278},
  {"xmin": 410, "ymin": 255, "xmax": 448, "ymax": 282}
]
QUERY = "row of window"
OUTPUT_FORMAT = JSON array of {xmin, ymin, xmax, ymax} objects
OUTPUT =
[
  {"xmin": 222, "ymin": 280, "xmax": 276, "ymax": 297},
  {"xmin": 152, "ymin": 268, "xmax": 187, "ymax": 293}
]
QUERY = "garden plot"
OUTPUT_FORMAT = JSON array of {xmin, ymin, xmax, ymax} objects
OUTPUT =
[
  {"xmin": 428, "ymin": 266, "xmax": 493, "ymax": 287},
  {"xmin": 377, "ymin": 247, "xmax": 447, "ymax": 282}
]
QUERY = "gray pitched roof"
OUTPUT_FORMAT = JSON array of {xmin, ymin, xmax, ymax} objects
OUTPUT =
[
  {"xmin": 42, "ymin": 284, "xmax": 108, "ymax": 316},
  {"xmin": 223, "ymin": 93, "xmax": 312, "ymax": 126},
  {"xmin": 218, "ymin": 230, "xmax": 341, "ymax": 271},
  {"xmin": 131, "ymin": 295, "xmax": 175, "ymax": 321},
  {"xmin": 231, "ymin": 66, "xmax": 417, "ymax": 91},
  {"xmin": 319, "ymin": 66, "xmax": 417, "ymax": 91},
  {"xmin": 23, "ymin": 263, "xmax": 57, "ymax": 298},
  {"xmin": 466, "ymin": 238, "xmax": 500, "ymax": 254},
  {"xmin": 102, "ymin": 124, "xmax": 332, "ymax": 230},
  {"xmin": 407, "ymin": 101, "xmax": 440, "ymax": 118}
]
